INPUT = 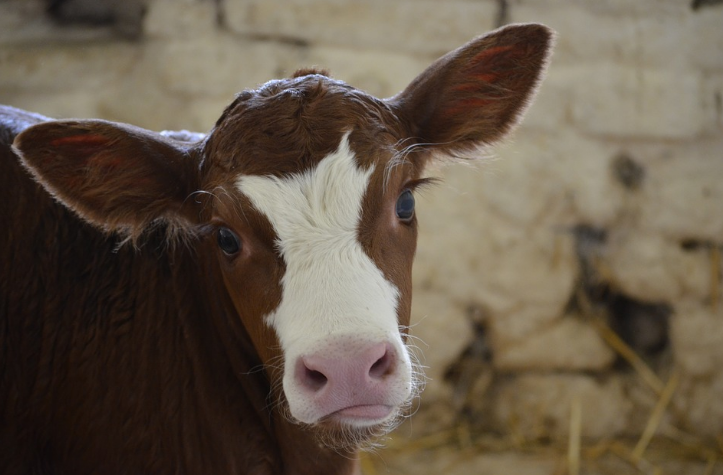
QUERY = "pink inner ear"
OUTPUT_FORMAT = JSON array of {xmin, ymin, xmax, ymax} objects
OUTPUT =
[
  {"xmin": 443, "ymin": 45, "xmax": 523, "ymax": 119},
  {"xmin": 468, "ymin": 45, "xmax": 515, "ymax": 69},
  {"xmin": 455, "ymin": 45, "xmax": 519, "ymax": 93}
]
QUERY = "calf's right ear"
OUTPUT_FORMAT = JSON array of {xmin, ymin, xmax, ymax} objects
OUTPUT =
[
  {"xmin": 13, "ymin": 119, "xmax": 203, "ymax": 239},
  {"xmin": 387, "ymin": 23, "xmax": 554, "ymax": 159}
]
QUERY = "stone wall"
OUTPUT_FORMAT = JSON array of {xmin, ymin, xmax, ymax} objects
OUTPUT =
[{"xmin": 1, "ymin": 0, "xmax": 722, "ymax": 471}]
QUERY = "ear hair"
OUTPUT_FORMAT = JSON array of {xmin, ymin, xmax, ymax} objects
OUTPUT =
[
  {"xmin": 387, "ymin": 23, "xmax": 554, "ymax": 161},
  {"xmin": 13, "ymin": 119, "xmax": 203, "ymax": 244}
]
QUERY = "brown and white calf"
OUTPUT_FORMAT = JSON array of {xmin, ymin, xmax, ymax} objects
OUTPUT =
[{"xmin": 0, "ymin": 24, "xmax": 552, "ymax": 475}]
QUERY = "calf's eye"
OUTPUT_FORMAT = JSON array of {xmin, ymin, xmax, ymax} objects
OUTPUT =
[
  {"xmin": 395, "ymin": 189, "xmax": 415, "ymax": 222},
  {"xmin": 217, "ymin": 227, "xmax": 242, "ymax": 255}
]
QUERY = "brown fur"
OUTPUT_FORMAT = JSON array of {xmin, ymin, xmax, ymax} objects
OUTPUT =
[{"xmin": 0, "ymin": 24, "xmax": 553, "ymax": 474}]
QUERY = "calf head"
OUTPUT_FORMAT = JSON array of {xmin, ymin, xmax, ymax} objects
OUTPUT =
[{"xmin": 13, "ymin": 24, "xmax": 553, "ymax": 447}]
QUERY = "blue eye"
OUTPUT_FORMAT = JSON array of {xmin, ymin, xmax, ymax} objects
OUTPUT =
[
  {"xmin": 396, "ymin": 189, "xmax": 415, "ymax": 222},
  {"xmin": 217, "ymin": 227, "xmax": 241, "ymax": 255}
]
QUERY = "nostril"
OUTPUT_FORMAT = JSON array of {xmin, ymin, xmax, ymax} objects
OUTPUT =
[
  {"xmin": 304, "ymin": 367, "xmax": 328, "ymax": 391},
  {"xmin": 296, "ymin": 342, "xmax": 397, "ymax": 397},
  {"xmin": 368, "ymin": 347, "xmax": 393, "ymax": 380}
]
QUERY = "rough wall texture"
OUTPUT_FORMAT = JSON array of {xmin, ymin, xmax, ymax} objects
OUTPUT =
[{"xmin": 1, "ymin": 0, "xmax": 722, "ymax": 472}]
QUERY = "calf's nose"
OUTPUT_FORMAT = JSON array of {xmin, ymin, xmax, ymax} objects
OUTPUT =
[{"xmin": 295, "ymin": 341, "xmax": 396, "ymax": 403}]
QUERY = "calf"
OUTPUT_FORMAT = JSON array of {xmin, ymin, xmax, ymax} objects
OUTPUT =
[{"xmin": 0, "ymin": 24, "xmax": 552, "ymax": 475}]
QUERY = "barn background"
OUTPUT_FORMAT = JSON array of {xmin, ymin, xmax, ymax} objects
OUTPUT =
[{"xmin": 1, "ymin": 0, "xmax": 722, "ymax": 473}]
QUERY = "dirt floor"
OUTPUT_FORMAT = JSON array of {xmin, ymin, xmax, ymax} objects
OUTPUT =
[{"xmin": 360, "ymin": 412, "xmax": 723, "ymax": 475}]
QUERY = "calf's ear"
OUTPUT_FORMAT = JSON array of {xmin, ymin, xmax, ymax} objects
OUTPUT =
[
  {"xmin": 387, "ymin": 23, "xmax": 554, "ymax": 158},
  {"xmin": 13, "ymin": 119, "xmax": 202, "ymax": 239}
]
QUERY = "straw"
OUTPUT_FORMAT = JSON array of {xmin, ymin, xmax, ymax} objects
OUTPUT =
[
  {"xmin": 632, "ymin": 371, "xmax": 680, "ymax": 462},
  {"xmin": 567, "ymin": 396, "xmax": 582, "ymax": 475},
  {"xmin": 711, "ymin": 246, "xmax": 720, "ymax": 311}
]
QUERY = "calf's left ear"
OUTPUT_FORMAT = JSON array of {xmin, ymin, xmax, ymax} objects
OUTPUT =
[
  {"xmin": 13, "ymin": 119, "xmax": 202, "ymax": 239},
  {"xmin": 387, "ymin": 23, "xmax": 554, "ymax": 158}
]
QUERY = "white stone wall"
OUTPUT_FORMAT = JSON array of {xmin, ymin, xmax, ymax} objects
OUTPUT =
[{"xmin": 1, "ymin": 0, "xmax": 722, "ymax": 445}]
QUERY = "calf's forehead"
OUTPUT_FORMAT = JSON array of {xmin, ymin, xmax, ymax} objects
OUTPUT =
[
  {"xmin": 203, "ymin": 76, "xmax": 423, "ymax": 366},
  {"xmin": 237, "ymin": 134, "xmax": 402, "ymax": 342},
  {"xmin": 236, "ymin": 132, "xmax": 370, "ymax": 250},
  {"xmin": 203, "ymin": 74, "xmax": 404, "ymax": 179}
]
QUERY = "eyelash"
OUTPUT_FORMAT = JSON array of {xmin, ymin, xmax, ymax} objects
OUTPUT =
[{"xmin": 405, "ymin": 177, "xmax": 441, "ymax": 192}]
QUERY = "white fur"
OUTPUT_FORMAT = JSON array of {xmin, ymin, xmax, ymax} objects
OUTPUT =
[{"xmin": 236, "ymin": 133, "xmax": 412, "ymax": 424}]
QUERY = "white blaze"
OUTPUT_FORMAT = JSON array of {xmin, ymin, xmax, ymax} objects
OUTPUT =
[{"xmin": 236, "ymin": 133, "xmax": 412, "ymax": 424}]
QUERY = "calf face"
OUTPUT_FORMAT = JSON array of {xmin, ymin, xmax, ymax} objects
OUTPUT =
[{"xmin": 13, "ymin": 24, "xmax": 553, "ymax": 447}]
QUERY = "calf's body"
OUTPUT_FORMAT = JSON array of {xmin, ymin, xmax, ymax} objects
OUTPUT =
[
  {"xmin": 0, "ymin": 106, "xmax": 341, "ymax": 474},
  {"xmin": 0, "ymin": 24, "xmax": 552, "ymax": 474}
]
